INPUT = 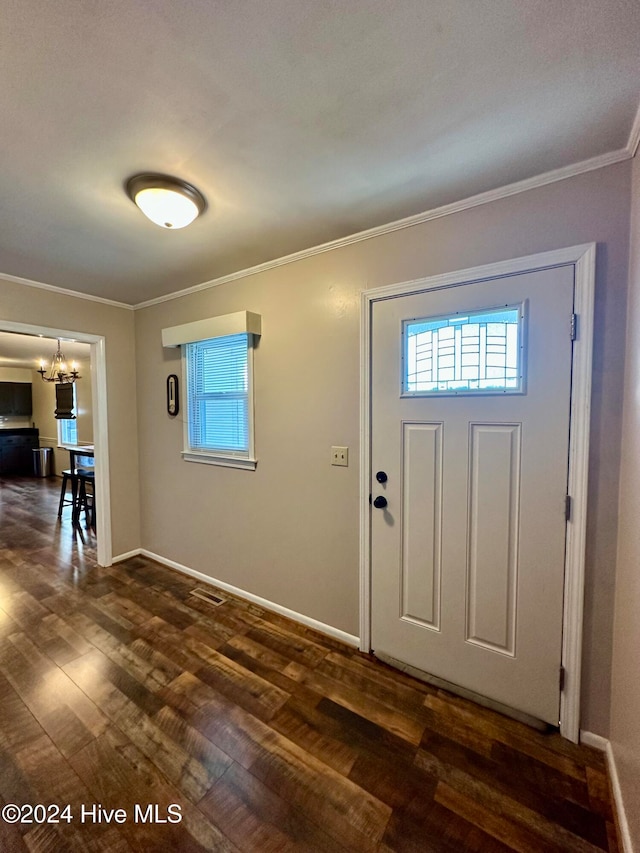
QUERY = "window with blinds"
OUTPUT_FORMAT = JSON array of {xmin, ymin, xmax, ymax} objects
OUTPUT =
[
  {"xmin": 185, "ymin": 333, "xmax": 255, "ymax": 465},
  {"xmin": 57, "ymin": 384, "xmax": 78, "ymax": 445}
]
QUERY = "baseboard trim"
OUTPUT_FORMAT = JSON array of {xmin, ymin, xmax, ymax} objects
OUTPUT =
[
  {"xmin": 139, "ymin": 549, "xmax": 360, "ymax": 648},
  {"xmin": 580, "ymin": 731, "xmax": 633, "ymax": 853},
  {"xmin": 112, "ymin": 548, "xmax": 142, "ymax": 563},
  {"xmin": 606, "ymin": 741, "xmax": 634, "ymax": 853},
  {"xmin": 579, "ymin": 730, "xmax": 608, "ymax": 751}
]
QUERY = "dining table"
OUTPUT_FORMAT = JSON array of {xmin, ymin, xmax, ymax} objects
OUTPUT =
[{"xmin": 64, "ymin": 443, "xmax": 95, "ymax": 472}]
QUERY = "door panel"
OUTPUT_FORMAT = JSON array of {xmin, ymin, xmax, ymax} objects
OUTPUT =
[
  {"xmin": 401, "ymin": 422, "xmax": 443, "ymax": 630},
  {"xmin": 466, "ymin": 422, "xmax": 520, "ymax": 655},
  {"xmin": 371, "ymin": 267, "xmax": 574, "ymax": 724}
]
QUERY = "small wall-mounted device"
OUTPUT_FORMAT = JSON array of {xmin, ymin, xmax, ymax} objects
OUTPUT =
[{"xmin": 167, "ymin": 374, "xmax": 179, "ymax": 416}]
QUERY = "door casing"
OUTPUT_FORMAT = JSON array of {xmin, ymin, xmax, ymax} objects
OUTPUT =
[{"xmin": 359, "ymin": 243, "xmax": 595, "ymax": 743}]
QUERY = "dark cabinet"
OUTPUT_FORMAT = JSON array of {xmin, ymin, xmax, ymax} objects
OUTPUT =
[
  {"xmin": 12, "ymin": 383, "xmax": 32, "ymax": 415},
  {"xmin": 0, "ymin": 384, "xmax": 13, "ymax": 413},
  {"xmin": 0, "ymin": 429, "xmax": 39, "ymax": 476},
  {"xmin": 0, "ymin": 382, "xmax": 33, "ymax": 416}
]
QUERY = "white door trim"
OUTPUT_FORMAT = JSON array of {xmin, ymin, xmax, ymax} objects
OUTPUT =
[
  {"xmin": 360, "ymin": 243, "xmax": 595, "ymax": 742},
  {"xmin": 0, "ymin": 320, "xmax": 113, "ymax": 567}
]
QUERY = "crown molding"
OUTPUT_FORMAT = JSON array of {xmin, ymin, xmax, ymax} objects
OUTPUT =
[
  {"xmin": 2, "ymin": 122, "xmax": 638, "ymax": 313},
  {"xmin": 134, "ymin": 145, "xmax": 631, "ymax": 310},
  {"xmin": 0, "ymin": 272, "xmax": 133, "ymax": 310},
  {"xmin": 628, "ymin": 99, "xmax": 640, "ymax": 158}
]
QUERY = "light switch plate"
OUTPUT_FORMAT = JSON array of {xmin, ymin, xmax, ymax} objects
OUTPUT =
[{"xmin": 331, "ymin": 446, "xmax": 349, "ymax": 467}]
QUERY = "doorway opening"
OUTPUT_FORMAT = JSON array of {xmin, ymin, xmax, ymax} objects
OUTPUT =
[{"xmin": 0, "ymin": 321, "xmax": 112, "ymax": 567}]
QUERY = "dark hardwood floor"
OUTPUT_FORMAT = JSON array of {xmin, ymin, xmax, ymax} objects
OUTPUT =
[{"xmin": 0, "ymin": 476, "xmax": 620, "ymax": 851}]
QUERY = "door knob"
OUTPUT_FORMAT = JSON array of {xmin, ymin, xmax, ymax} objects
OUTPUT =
[
  {"xmin": 375, "ymin": 471, "xmax": 388, "ymax": 483},
  {"xmin": 373, "ymin": 495, "xmax": 388, "ymax": 509}
]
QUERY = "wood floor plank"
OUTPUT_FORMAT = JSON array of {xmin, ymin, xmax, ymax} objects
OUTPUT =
[
  {"xmin": 219, "ymin": 639, "xmax": 312, "ymax": 696},
  {"xmin": 434, "ymin": 782, "xmax": 562, "ymax": 853},
  {"xmin": 63, "ymin": 651, "xmax": 219, "ymax": 804},
  {"xmin": 64, "ymin": 647, "xmax": 165, "ymax": 717},
  {"xmin": 183, "ymin": 619, "xmax": 240, "ymax": 650},
  {"xmin": 69, "ymin": 726, "xmax": 237, "ymax": 852},
  {"xmin": 423, "ymin": 730, "xmax": 607, "ymax": 847},
  {"xmin": 190, "ymin": 690, "xmax": 392, "ymax": 848},
  {"xmin": 318, "ymin": 651, "xmax": 435, "ymax": 717},
  {"xmin": 42, "ymin": 668, "xmax": 111, "ymax": 739},
  {"xmin": 296, "ymin": 667, "xmax": 427, "ymax": 746},
  {"xmin": 199, "ymin": 761, "xmax": 351, "ymax": 853},
  {"xmin": 13, "ymin": 731, "xmax": 133, "ymax": 852},
  {"xmin": 269, "ymin": 700, "xmax": 359, "ymax": 776},
  {"xmin": 0, "ymin": 794, "xmax": 30, "ymax": 853},
  {"xmin": 135, "ymin": 615, "xmax": 213, "ymax": 672},
  {"xmin": 313, "ymin": 695, "xmax": 430, "ymax": 763},
  {"xmin": 244, "ymin": 720, "xmax": 392, "ymax": 850},
  {"xmin": 489, "ymin": 739, "xmax": 593, "ymax": 810},
  {"xmin": 586, "ymin": 765, "xmax": 615, "ymax": 821},
  {"xmin": 0, "ymin": 670, "xmax": 52, "ymax": 753},
  {"xmin": 416, "ymin": 749, "xmax": 606, "ymax": 852},
  {"xmin": 0, "ymin": 747, "xmax": 38, "ymax": 812},
  {"xmin": 194, "ymin": 649, "xmax": 291, "ymax": 721},
  {"xmin": 153, "ymin": 704, "xmax": 234, "ymax": 783},
  {"xmin": 425, "ymin": 693, "xmax": 589, "ymax": 780},
  {"xmin": 382, "ymin": 792, "xmax": 518, "ymax": 853},
  {"xmin": 245, "ymin": 622, "xmax": 330, "ymax": 669}
]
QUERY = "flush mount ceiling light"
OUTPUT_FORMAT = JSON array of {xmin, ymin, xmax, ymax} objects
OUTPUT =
[{"xmin": 125, "ymin": 174, "xmax": 206, "ymax": 230}]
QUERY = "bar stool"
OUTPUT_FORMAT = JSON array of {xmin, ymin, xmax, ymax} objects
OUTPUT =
[
  {"xmin": 75, "ymin": 471, "xmax": 96, "ymax": 530},
  {"xmin": 57, "ymin": 468, "xmax": 91, "ymax": 520}
]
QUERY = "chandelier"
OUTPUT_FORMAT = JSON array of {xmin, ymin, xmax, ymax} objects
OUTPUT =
[{"xmin": 38, "ymin": 339, "xmax": 81, "ymax": 383}]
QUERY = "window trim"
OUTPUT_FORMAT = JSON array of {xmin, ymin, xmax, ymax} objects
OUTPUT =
[{"xmin": 180, "ymin": 333, "xmax": 257, "ymax": 471}]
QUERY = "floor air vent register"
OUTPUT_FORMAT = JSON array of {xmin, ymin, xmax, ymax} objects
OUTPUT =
[{"xmin": 189, "ymin": 587, "xmax": 227, "ymax": 606}]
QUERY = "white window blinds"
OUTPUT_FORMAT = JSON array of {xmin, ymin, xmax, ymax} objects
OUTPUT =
[{"xmin": 186, "ymin": 334, "xmax": 249, "ymax": 455}]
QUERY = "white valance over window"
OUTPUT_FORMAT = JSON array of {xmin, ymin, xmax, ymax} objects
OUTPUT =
[{"xmin": 162, "ymin": 311, "xmax": 261, "ymax": 348}]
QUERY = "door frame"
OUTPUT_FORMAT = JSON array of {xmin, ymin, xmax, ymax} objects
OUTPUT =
[
  {"xmin": 359, "ymin": 243, "xmax": 595, "ymax": 742},
  {"xmin": 0, "ymin": 320, "xmax": 112, "ymax": 568}
]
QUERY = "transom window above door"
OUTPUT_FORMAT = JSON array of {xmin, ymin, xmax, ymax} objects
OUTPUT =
[{"xmin": 403, "ymin": 304, "xmax": 525, "ymax": 395}]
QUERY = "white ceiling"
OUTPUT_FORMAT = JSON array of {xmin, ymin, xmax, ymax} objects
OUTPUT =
[
  {"xmin": 0, "ymin": 332, "xmax": 90, "ymax": 370},
  {"xmin": 1, "ymin": 0, "xmax": 639, "ymax": 306}
]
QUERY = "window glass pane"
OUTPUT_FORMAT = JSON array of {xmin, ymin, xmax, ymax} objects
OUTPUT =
[
  {"xmin": 186, "ymin": 334, "xmax": 249, "ymax": 454},
  {"xmin": 60, "ymin": 419, "xmax": 78, "ymax": 444},
  {"xmin": 58, "ymin": 386, "xmax": 78, "ymax": 444},
  {"xmin": 404, "ymin": 306, "xmax": 522, "ymax": 394}
]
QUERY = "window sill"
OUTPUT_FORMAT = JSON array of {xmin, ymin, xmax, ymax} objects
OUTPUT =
[{"xmin": 182, "ymin": 451, "xmax": 257, "ymax": 471}]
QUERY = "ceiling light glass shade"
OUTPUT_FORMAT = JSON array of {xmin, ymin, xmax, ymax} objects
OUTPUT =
[{"xmin": 126, "ymin": 174, "xmax": 206, "ymax": 229}]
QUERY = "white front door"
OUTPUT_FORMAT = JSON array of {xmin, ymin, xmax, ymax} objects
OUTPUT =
[{"xmin": 370, "ymin": 265, "xmax": 574, "ymax": 725}]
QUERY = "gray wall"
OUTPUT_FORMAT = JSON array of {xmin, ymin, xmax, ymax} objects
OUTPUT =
[
  {"xmin": 0, "ymin": 283, "xmax": 140, "ymax": 557},
  {"xmin": 610, "ymin": 152, "xmax": 640, "ymax": 846},
  {"xmin": 135, "ymin": 161, "xmax": 631, "ymax": 736}
]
